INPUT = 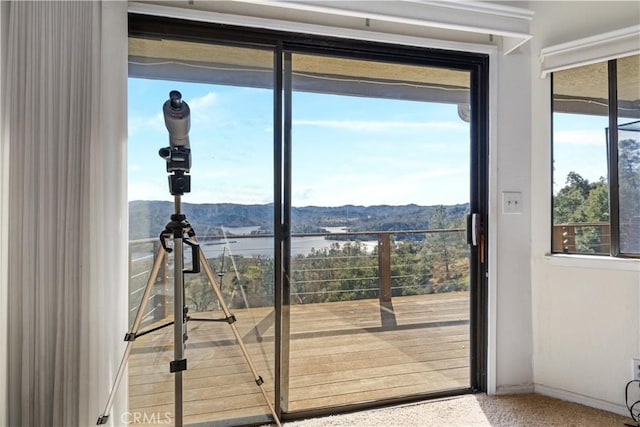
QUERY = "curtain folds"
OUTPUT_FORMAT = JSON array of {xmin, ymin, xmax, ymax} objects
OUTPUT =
[
  {"xmin": 5, "ymin": 2, "xmax": 128, "ymax": 426},
  {"xmin": 0, "ymin": 2, "xmax": 10, "ymax": 426}
]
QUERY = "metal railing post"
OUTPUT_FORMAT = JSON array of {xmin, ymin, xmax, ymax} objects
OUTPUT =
[
  {"xmin": 600, "ymin": 223, "xmax": 611, "ymax": 254},
  {"xmin": 378, "ymin": 233, "xmax": 392, "ymax": 302}
]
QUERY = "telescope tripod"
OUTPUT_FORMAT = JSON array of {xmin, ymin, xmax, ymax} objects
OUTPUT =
[{"xmin": 97, "ymin": 196, "xmax": 281, "ymax": 427}]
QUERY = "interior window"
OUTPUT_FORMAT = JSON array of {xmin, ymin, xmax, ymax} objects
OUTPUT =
[{"xmin": 551, "ymin": 54, "xmax": 640, "ymax": 257}]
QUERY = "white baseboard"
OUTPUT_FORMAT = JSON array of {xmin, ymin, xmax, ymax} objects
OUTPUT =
[
  {"xmin": 534, "ymin": 384, "xmax": 628, "ymax": 417},
  {"xmin": 495, "ymin": 383, "xmax": 535, "ymax": 395}
]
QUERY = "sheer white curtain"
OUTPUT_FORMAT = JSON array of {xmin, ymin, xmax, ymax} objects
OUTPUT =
[
  {"xmin": 1, "ymin": 2, "xmax": 11, "ymax": 426},
  {"xmin": 4, "ymin": 2, "xmax": 128, "ymax": 426}
]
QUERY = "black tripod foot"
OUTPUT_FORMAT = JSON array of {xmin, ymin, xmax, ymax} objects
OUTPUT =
[{"xmin": 96, "ymin": 414, "xmax": 109, "ymax": 425}]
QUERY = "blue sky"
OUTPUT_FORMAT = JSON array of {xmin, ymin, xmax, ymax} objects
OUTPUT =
[
  {"xmin": 553, "ymin": 113, "xmax": 610, "ymax": 193},
  {"xmin": 128, "ymin": 78, "xmax": 470, "ymax": 207},
  {"xmin": 128, "ymin": 78, "xmax": 613, "ymax": 206}
]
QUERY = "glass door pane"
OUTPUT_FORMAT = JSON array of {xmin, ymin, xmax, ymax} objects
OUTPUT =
[
  {"xmin": 127, "ymin": 38, "xmax": 277, "ymax": 426},
  {"xmin": 286, "ymin": 53, "xmax": 472, "ymax": 411}
]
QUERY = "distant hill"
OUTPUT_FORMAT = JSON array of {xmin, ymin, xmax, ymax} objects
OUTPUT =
[{"xmin": 129, "ymin": 200, "xmax": 469, "ymax": 240}]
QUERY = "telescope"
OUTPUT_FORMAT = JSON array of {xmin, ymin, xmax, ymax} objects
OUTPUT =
[{"xmin": 159, "ymin": 90, "xmax": 192, "ymax": 195}]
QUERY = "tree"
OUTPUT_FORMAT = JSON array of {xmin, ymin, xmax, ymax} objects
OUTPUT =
[
  {"xmin": 185, "ymin": 275, "xmax": 216, "ymax": 313},
  {"xmin": 420, "ymin": 205, "xmax": 468, "ymax": 293},
  {"xmin": 554, "ymin": 172, "xmax": 609, "ymax": 253},
  {"xmin": 554, "ymin": 172, "xmax": 594, "ymax": 223},
  {"xmin": 390, "ymin": 239, "xmax": 433, "ymax": 296},
  {"xmin": 554, "ymin": 172, "xmax": 609, "ymax": 223}
]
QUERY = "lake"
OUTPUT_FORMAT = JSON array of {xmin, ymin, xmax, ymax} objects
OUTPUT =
[{"xmin": 201, "ymin": 226, "xmax": 377, "ymax": 259}]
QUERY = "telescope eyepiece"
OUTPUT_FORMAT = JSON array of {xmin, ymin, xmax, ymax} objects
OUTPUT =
[
  {"xmin": 163, "ymin": 90, "xmax": 191, "ymax": 148},
  {"xmin": 169, "ymin": 90, "xmax": 183, "ymax": 109}
]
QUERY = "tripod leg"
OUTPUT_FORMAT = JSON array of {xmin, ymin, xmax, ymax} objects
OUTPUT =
[
  {"xmin": 173, "ymin": 237, "xmax": 186, "ymax": 427},
  {"xmin": 97, "ymin": 246, "xmax": 167, "ymax": 425},
  {"xmin": 198, "ymin": 248, "xmax": 282, "ymax": 427}
]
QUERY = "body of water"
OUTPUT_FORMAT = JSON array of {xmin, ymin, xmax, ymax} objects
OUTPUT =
[
  {"xmin": 201, "ymin": 226, "xmax": 377, "ymax": 259},
  {"xmin": 131, "ymin": 226, "xmax": 379, "ymax": 264}
]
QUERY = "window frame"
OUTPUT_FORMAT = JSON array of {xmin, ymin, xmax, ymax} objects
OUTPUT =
[
  {"xmin": 550, "ymin": 55, "xmax": 640, "ymax": 258},
  {"xmin": 128, "ymin": 11, "xmax": 492, "ymax": 420}
]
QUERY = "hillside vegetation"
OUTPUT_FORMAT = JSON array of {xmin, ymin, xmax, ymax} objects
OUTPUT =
[
  {"xmin": 129, "ymin": 201, "xmax": 470, "ymax": 239},
  {"xmin": 129, "ymin": 202, "xmax": 471, "ymax": 312}
]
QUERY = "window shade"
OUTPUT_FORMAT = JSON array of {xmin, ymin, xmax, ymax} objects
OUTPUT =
[
  {"xmin": 540, "ymin": 25, "xmax": 640, "ymax": 78},
  {"xmin": 129, "ymin": 0, "xmax": 533, "ymax": 55}
]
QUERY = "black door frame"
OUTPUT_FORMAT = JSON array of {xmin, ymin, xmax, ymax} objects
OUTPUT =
[{"xmin": 129, "ymin": 12, "xmax": 489, "ymax": 422}]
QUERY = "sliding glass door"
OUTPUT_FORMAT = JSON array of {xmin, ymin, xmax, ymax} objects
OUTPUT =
[
  {"xmin": 282, "ymin": 51, "xmax": 474, "ymax": 412},
  {"xmin": 127, "ymin": 14, "xmax": 488, "ymax": 425}
]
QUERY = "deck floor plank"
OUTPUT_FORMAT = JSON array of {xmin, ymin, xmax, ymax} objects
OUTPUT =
[{"xmin": 127, "ymin": 292, "xmax": 470, "ymax": 425}]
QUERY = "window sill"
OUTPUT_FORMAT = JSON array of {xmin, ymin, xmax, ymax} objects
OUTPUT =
[{"xmin": 544, "ymin": 253, "xmax": 640, "ymax": 271}]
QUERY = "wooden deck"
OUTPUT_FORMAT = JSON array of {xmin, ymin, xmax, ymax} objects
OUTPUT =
[{"xmin": 127, "ymin": 292, "xmax": 470, "ymax": 426}]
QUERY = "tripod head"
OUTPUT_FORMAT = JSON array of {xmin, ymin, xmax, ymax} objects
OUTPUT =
[{"xmin": 159, "ymin": 90, "xmax": 192, "ymax": 196}]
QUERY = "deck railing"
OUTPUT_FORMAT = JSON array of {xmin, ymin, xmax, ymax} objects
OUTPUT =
[
  {"xmin": 552, "ymin": 222, "xmax": 611, "ymax": 254},
  {"xmin": 129, "ymin": 229, "xmax": 469, "ymax": 327},
  {"xmin": 131, "ymin": 223, "xmax": 617, "ymax": 324},
  {"xmin": 129, "ymin": 238, "xmax": 170, "ymax": 326}
]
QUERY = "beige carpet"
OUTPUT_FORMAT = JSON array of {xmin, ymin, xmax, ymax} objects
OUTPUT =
[{"xmin": 281, "ymin": 394, "xmax": 635, "ymax": 426}]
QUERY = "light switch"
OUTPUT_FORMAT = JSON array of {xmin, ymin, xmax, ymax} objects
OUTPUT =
[{"xmin": 502, "ymin": 191, "xmax": 522, "ymax": 214}]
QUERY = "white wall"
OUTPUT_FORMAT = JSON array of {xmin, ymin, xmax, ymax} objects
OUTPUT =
[
  {"xmin": 530, "ymin": 0, "xmax": 640, "ymax": 416},
  {"xmin": 493, "ymin": 41, "xmax": 534, "ymax": 394}
]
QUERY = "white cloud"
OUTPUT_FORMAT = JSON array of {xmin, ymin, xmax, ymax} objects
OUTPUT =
[
  {"xmin": 128, "ymin": 92, "xmax": 219, "ymax": 137},
  {"xmin": 293, "ymin": 119, "xmax": 466, "ymax": 132},
  {"xmin": 292, "ymin": 165, "xmax": 468, "ymax": 207},
  {"xmin": 188, "ymin": 92, "xmax": 217, "ymax": 110},
  {"xmin": 407, "ymin": 167, "xmax": 467, "ymax": 180},
  {"xmin": 128, "ymin": 177, "xmax": 273, "ymax": 204},
  {"xmin": 128, "ymin": 181, "xmax": 173, "ymax": 202},
  {"xmin": 554, "ymin": 130, "xmax": 607, "ymax": 146},
  {"xmin": 188, "ymin": 187, "xmax": 273, "ymax": 205},
  {"xmin": 128, "ymin": 112, "xmax": 164, "ymax": 136}
]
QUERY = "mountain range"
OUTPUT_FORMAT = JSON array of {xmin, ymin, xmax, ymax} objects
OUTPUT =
[{"xmin": 129, "ymin": 200, "xmax": 469, "ymax": 240}]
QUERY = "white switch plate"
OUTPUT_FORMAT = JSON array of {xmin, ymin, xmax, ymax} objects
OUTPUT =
[
  {"xmin": 632, "ymin": 358, "xmax": 640, "ymax": 380},
  {"xmin": 502, "ymin": 192, "xmax": 522, "ymax": 214}
]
